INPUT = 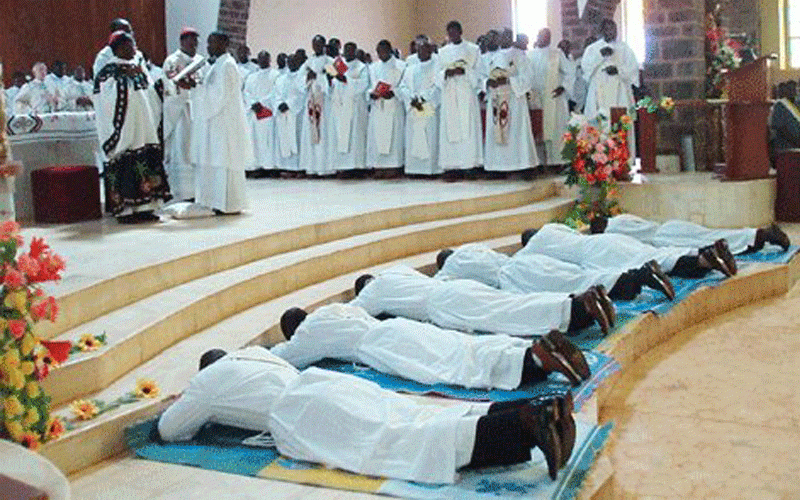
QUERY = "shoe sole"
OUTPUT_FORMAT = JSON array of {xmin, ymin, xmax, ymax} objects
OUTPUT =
[
  {"xmin": 714, "ymin": 240, "xmax": 737, "ymax": 276},
  {"xmin": 645, "ymin": 260, "xmax": 675, "ymax": 301},
  {"xmin": 593, "ymin": 286, "xmax": 616, "ymax": 328}
]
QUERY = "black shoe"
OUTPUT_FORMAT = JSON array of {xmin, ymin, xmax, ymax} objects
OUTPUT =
[
  {"xmin": 520, "ymin": 401, "xmax": 562, "ymax": 480},
  {"xmin": 577, "ymin": 288, "xmax": 610, "ymax": 335},
  {"xmin": 762, "ymin": 224, "xmax": 791, "ymax": 251},
  {"xmin": 530, "ymin": 393, "xmax": 575, "ymax": 469},
  {"xmin": 641, "ymin": 260, "xmax": 675, "ymax": 301},
  {"xmin": 700, "ymin": 243, "xmax": 734, "ymax": 278}
]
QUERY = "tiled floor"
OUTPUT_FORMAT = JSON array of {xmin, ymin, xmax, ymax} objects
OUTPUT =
[{"xmin": 603, "ymin": 273, "xmax": 800, "ymax": 498}]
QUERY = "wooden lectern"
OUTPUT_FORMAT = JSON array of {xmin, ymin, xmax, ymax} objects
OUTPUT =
[{"xmin": 723, "ymin": 56, "xmax": 774, "ymax": 180}]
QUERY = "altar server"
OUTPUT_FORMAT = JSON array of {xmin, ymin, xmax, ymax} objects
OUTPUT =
[
  {"xmin": 162, "ymin": 27, "xmax": 203, "ymax": 201},
  {"xmin": 598, "ymin": 214, "xmax": 791, "ymax": 254},
  {"xmin": 328, "ymin": 42, "xmax": 369, "ymax": 173},
  {"xmin": 482, "ymin": 29, "xmax": 537, "ymax": 172},
  {"xmin": 274, "ymin": 303, "xmax": 590, "ymax": 387},
  {"xmin": 60, "ymin": 66, "xmax": 94, "ymax": 111},
  {"xmin": 519, "ymin": 223, "xmax": 738, "ymax": 279},
  {"xmin": 191, "ymin": 32, "xmax": 252, "ymax": 214},
  {"xmin": 529, "ymin": 28, "xmax": 572, "ymax": 165},
  {"xmin": 299, "ymin": 35, "xmax": 333, "ymax": 175},
  {"xmin": 94, "ymin": 31, "xmax": 170, "ymax": 222},
  {"xmin": 351, "ymin": 264, "xmax": 615, "ymax": 336},
  {"xmin": 236, "ymin": 45, "xmax": 258, "ymax": 80},
  {"xmin": 243, "ymin": 50, "xmax": 280, "ymax": 175},
  {"xmin": 399, "ymin": 39, "xmax": 441, "ymax": 175},
  {"xmin": 437, "ymin": 21, "xmax": 483, "ymax": 174},
  {"xmin": 4, "ymin": 72, "xmax": 27, "ymax": 116},
  {"xmin": 272, "ymin": 54, "xmax": 304, "ymax": 174},
  {"xmin": 366, "ymin": 40, "xmax": 406, "ymax": 174},
  {"xmin": 158, "ymin": 346, "xmax": 572, "ymax": 482},
  {"xmin": 435, "ymin": 243, "xmax": 674, "ymax": 300}
]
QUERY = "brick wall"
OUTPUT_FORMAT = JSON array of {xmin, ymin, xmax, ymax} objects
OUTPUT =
[
  {"xmin": 218, "ymin": 0, "xmax": 251, "ymax": 50},
  {"xmin": 561, "ymin": 0, "xmax": 621, "ymax": 55}
]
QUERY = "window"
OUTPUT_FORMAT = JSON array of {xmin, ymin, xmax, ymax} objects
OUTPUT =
[
  {"xmin": 788, "ymin": 0, "xmax": 800, "ymax": 67},
  {"xmin": 514, "ymin": 0, "xmax": 548, "ymax": 40},
  {"xmin": 620, "ymin": 0, "xmax": 646, "ymax": 64}
]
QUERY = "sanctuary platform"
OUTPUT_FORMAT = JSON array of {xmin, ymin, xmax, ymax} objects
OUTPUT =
[{"xmin": 14, "ymin": 172, "xmax": 800, "ymax": 499}]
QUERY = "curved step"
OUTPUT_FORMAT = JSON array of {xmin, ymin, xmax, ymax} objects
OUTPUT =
[
  {"xmin": 41, "ymin": 198, "xmax": 572, "ymax": 407},
  {"xmin": 37, "ymin": 179, "xmax": 558, "ymax": 340}
]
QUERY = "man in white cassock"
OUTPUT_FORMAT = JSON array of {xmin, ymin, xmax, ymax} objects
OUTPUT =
[
  {"xmin": 328, "ymin": 42, "xmax": 369, "ymax": 173},
  {"xmin": 4, "ymin": 72, "xmax": 27, "ymax": 116},
  {"xmin": 14, "ymin": 63, "xmax": 59, "ymax": 114},
  {"xmin": 60, "ymin": 66, "xmax": 94, "ymax": 111},
  {"xmin": 161, "ymin": 27, "xmax": 203, "ymax": 201},
  {"xmin": 518, "ymin": 223, "xmax": 738, "ymax": 279},
  {"xmin": 298, "ymin": 35, "xmax": 333, "ymax": 176},
  {"xmin": 45, "ymin": 61, "xmax": 71, "ymax": 105},
  {"xmin": 596, "ymin": 214, "xmax": 791, "ymax": 254},
  {"xmin": 350, "ymin": 264, "xmax": 615, "ymax": 336},
  {"xmin": 582, "ymin": 20, "xmax": 638, "ymax": 120},
  {"xmin": 274, "ymin": 303, "xmax": 590, "ymax": 387},
  {"xmin": 399, "ymin": 39, "xmax": 441, "ymax": 175},
  {"xmin": 529, "ymin": 29, "xmax": 573, "ymax": 166},
  {"xmin": 236, "ymin": 45, "xmax": 258, "ymax": 81},
  {"xmin": 482, "ymin": 29, "xmax": 537, "ymax": 172},
  {"xmin": 191, "ymin": 32, "xmax": 252, "ymax": 214},
  {"xmin": 243, "ymin": 51, "xmax": 280, "ymax": 176},
  {"xmin": 158, "ymin": 346, "xmax": 573, "ymax": 482},
  {"xmin": 272, "ymin": 55, "xmax": 305, "ymax": 174},
  {"xmin": 366, "ymin": 40, "xmax": 406, "ymax": 174},
  {"xmin": 437, "ymin": 21, "xmax": 483, "ymax": 175},
  {"xmin": 435, "ymin": 243, "xmax": 674, "ymax": 301}
]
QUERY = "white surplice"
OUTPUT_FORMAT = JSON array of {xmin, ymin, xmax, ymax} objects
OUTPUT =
[
  {"xmin": 518, "ymin": 223, "xmax": 693, "ymax": 273},
  {"xmin": 398, "ymin": 58, "xmax": 441, "ymax": 174},
  {"xmin": 435, "ymin": 243, "xmax": 624, "ymax": 295},
  {"xmin": 366, "ymin": 57, "xmax": 406, "ymax": 168},
  {"xmin": 191, "ymin": 53, "xmax": 252, "ymax": 213},
  {"xmin": 529, "ymin": 46, "xmax": 572, "ymax": 165},
  {"xmin": 271, "ymin": 70, "xmax": 304, "ymax": 171},
  {"xmin": 351, "ymin": 264, "xmax": 573, "ymax": 337},
  {"xmin": 13, "ymin": 79, "xmax": 59, "ymax": 114},
  {"xmin": 4, "ymin": 86, "xmax": 20, "ymax": 115},
  {"xmin": 436, "ymin": 41, "xmax": 483, "ymax": 170},
  {"xmin": 59, "ymin": 79, "xmax": 93, "ymax": 111},
  {"xmin": 159, "ymin": 346, "xmax": 485, "ymax": 484},
  {"xmin": 243, "ymin": 67, "xmax": 280, "ymax": 170},
  {"xmin": 271, "ymin": 303, "xmax": 529, "ymax": 390},
  {"xmin": 482, "ymin": 48, "xmax": 537, "ymax": 171},
  {"xmin": 299, "ymin": 55, "xmax": 333, "ymax": 175},
  {"xmin": 606, "ymin": 214, "xmax": 758, "ymax": 254},
  {"xmin": 162, "ymin": 49, "xmax": 203, "ymax": 200},
  {"xmin": 582, "ymin": 39, "xmax": 639, "ymax": 120},
  {"xmin": 328, "ymin": 59, "xmax": 369, "ymax": 170}
]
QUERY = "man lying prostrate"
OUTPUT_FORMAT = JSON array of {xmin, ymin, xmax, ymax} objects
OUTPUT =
[
  {"xmin": 350, "ymin": 264, "xmax": 615, "ymax": 335},
  {"xmin": 593, "ymin": 214, "xmax": 791, "ymax": 254},
  {"xmin": 436, "ymin": 243, "xmax": 674, "ymax": 301},
  {"xmin": 158, "ymin": 346, "xmax": 575, "ymax": 482},
  {"xmin": 519, "ymin": 223, "xmax": 738, "ymax": 279},
  {"xmin": 273, "ymin": 303, "xmax": 590, "ymax": 387}
]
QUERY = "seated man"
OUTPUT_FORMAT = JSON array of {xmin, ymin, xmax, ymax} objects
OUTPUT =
[
  {"xmin": 273, "ymin": 303, "xmax": 590, "ymax": 387},
  {"xmin": 350, "ymin": 264, "xmax": 615, "ymax": 335},
  {"xmin": 519, "ymin": 223, "xmax": 738, "ymax": 279},
  {"xmin": 593, "ymin": 214, "xmax": 790, "ymax": 254},
  {"xmin": 158, "ymin": 346, "xmax": 575, "ymax": 482},
  {"xmin": 770, "ymin": 81, "xmax": 800, "ymax": 155},
  {"xmin": 436, "ymin": 242, "xmax": 674, "ymax": 301}
]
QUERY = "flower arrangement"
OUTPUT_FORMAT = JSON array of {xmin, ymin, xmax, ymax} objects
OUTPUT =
[
  {"xmin": 560, "ymin": 114, "xmax": 631, "ymax": 229},
  {"xmin": 635, "ymin": 96, "xmax": 675, "ymax": 119},
  {"xmin": 705, "ymin": 7, "xmax": 758, "ymax": 98},
  {"xmin": 0, "ymin": 221, "xmax": 66, "ymax": 450}
]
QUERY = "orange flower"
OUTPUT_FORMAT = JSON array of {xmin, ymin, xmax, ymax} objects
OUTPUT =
[
  {"xmin": 70, "ymin": 399, "xmax": 99, "ymax": 421},
  {"xmin": 46, "ymin": 416, "xmax": 66, "ymax": 440},
  {"xmin": 135, "ymin": 379, "xmax": 160, "ymax": 399}
]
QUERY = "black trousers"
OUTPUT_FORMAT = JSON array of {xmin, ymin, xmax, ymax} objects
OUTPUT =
[
  {"xmin": 668, "ymin": 255, "xmax": 710, "ymax": 279},
  {"xmin": 468, "ymin": 401, "xmax": 533, "ymax": 468}
]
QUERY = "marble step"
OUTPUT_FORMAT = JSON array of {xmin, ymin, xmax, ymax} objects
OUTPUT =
[{"xmin": 38, "ymin": 179, "xmax": 558, "ymax": 340}]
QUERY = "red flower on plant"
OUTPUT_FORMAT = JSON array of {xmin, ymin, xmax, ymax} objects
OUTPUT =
[
  {"xmin": 20, "ymin": 433, "xmax": 41, "ymax": 450},
  {"xmin": 3, "ymin": 266, "xmax": 25, "ymax": 288},
  {"xmin": 8, "ymin": 319, "xmax": 26, "ymax": 339}
]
